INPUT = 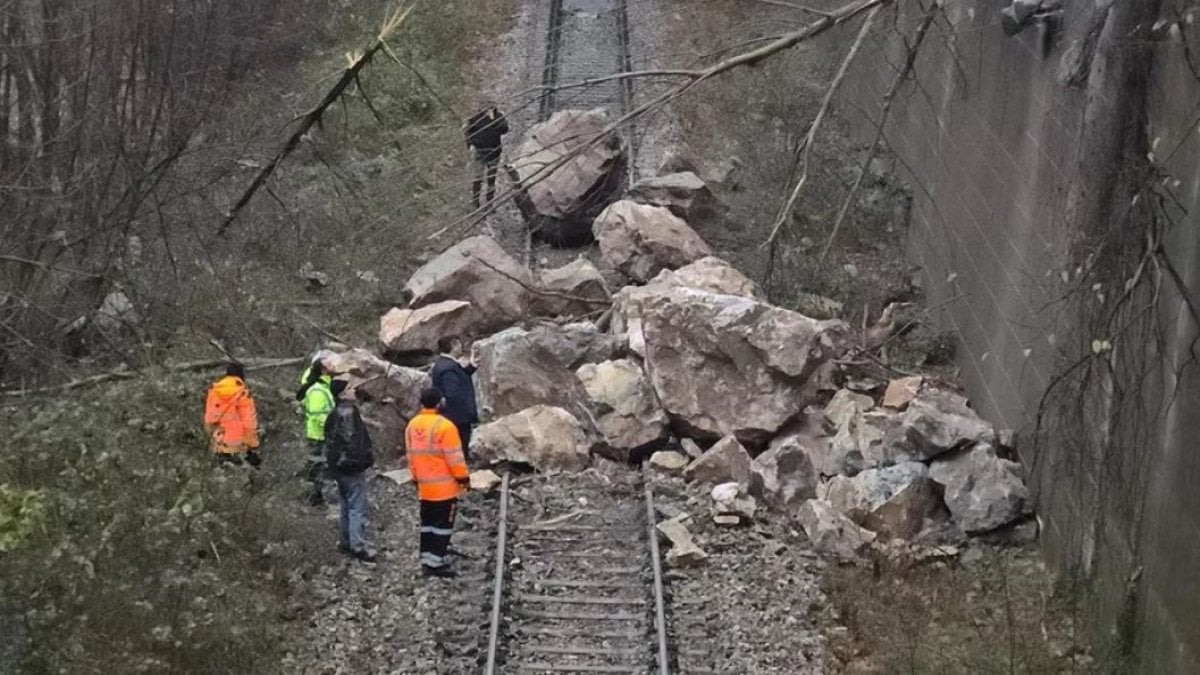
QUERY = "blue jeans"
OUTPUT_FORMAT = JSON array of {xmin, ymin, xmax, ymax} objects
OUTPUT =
[{"xmin": 336, "ymin": 472, "xmax": 368, "ymax": 552}]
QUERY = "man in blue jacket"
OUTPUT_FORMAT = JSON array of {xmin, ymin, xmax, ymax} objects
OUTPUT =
[{"xmin": 430, "ymin": 335, "xmax": 479, "ymax": 461}]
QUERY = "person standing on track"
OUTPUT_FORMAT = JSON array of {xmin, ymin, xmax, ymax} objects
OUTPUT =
[
  {"xmin": 324, "ymin": 379, "xmax": 377, "ymax": 562},
  {"xmin": 404, "ymin": 387, "xmax": 470, "ymax": 578},
  {"xmin": 429, "ymin": 335, "xmax": 479, "ymax": 462},
  {"xmin": 297, "ymin": 359, "xmax": 336, "ymax": 505},
  {"xmin": 204, "ymin": 362, "xmax": 261, "ymax": 467},
  {"xmin": 464, "ymin": 102, "xmax": 509, "ymax": 209}
]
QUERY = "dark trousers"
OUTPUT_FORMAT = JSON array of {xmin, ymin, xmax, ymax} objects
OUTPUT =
[
  {"xmin": 217, "ymin": 451, "xmax": 261, "ymax": 468},
  {"xmin": 471, "ymin": 150, "xmax": 500, "ymax": 207},
  {"xmin": 306, "ymin": 440, "xmax": 327, "ymax": 506},
  {"xmin": 456, "ymin": 422, "xmax": 473, "ymax": 464},
  {"xmin": 419, "ymin": 498, "xmax": 457, "ymax": 569}
]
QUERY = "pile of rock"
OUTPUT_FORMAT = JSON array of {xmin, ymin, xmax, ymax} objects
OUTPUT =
[{"xmin": 351, "ymin": 134, "xmax": 1031, "ymax": 567}]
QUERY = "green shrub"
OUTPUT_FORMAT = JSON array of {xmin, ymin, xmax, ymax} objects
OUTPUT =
[{"xmin": 0, "ymin": 374, "xmax": 310, "ymax": 673}]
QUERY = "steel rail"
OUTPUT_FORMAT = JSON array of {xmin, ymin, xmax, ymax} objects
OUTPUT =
[
  {"xmin": 615, "ymin": 0, "xmax": 637, "ymax": 188},
  {"xmin": 484, "ymin": 472, "xmax": 511, "ymax": 675},
  {"xmin": 643, "ymin": 477, "xmax": 671, "ymax": 674},
  {"xmin": 538, "ymin": 0, "xmax": 565, "ymax": 120}
]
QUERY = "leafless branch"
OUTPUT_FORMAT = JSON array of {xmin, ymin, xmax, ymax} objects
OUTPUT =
[
  {"xmin": 1, "ymin": 357, "xmax": 305, "ymax": 398},
  {"xmin": 819, "ymin": 2, "xmax": 938, "ymax": 263},
  {"xmin": 762, "ymin": 5, "xmax": 881, "ymax": 249}
]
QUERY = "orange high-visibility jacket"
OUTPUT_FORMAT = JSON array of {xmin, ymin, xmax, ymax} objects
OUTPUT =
[
  {"xmin": 404, "ymin": 409, "xmax": 468, "ymax": 501},
  {"xmin": 204, "ymin": 376, "xmax": 260, "ymax": 454}
]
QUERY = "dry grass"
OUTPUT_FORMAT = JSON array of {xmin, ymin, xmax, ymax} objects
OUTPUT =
[{"xmin": 823, "ymin": 545, "xmax": 1115, "ymax": 674}]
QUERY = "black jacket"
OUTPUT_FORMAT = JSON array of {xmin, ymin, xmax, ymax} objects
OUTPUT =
[
  {"xmin": 430, "ymin": 356, "xmax": 478, "ymax": 428},
  {"xmin": 465, "ymin": 109, "xmax": 509, "ymax": 156},
  {"xmin": 324, "ymin": 400, "xmax": 374, "ymax": 475}
]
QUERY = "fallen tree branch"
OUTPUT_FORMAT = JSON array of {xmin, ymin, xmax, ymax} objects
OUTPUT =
[
  {"xmin": 755, "ymin": 0, "xmax": 835, "ymax": 17},
  {"xmin": 217, "ymin": 4, "xmax": 416, "ymax": 237},
  {"xmin": 2, "ymin": 357, "xmax": 305, "ymax": 398},
  {"xmin": 819, "ymin": 2, "xmax": 938, "ymax": 263},
  {"xmin": 762, "ymin": 4, "xmax": 880, "ymax": 250},
  {"xmin": 472, "ymin": 256, "xmax": 611, "ymax": 306}
]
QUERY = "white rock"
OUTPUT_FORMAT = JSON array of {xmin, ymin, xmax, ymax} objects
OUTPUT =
[
  {"xmin": 469, "ymin": 469, "xmax": 503, "ymax": 492},
  {"xmin": 748, "ymin": 439, "xmax": 819, "ymax": 513},
  {"xmin": 533, "ymin": 258, "xmax": 612, "ymax": 318},
  {"xmin": 379, "ymin": 300, "xmax": 475, "ymax": 354},
  {"xmin": 380, "ymin": 469, "xmax": 412, "ymax": 485},
  {"xmin": 929, "ymin": 443, "xmax": 1030, "ymax": 533},
  {"xmin": 643, "ymin": 256, "xmax": 762, "ymax": 299},
  {"xmin": 649, "ymin": 450, "xmax": 689, "ymax": 473},
  {"xmin": 824, "ymin": 462, "xmax": 942, "ymax": 540},
  {"xmin": 627, "ymin": 171, "xmax": 722, "ymax": 223},
  {"xmin": 576, "ymin": 359, "xmax": 670, "ymax": 456},
  {"xmin": 509, "ymin": 109, "xmax": 626, "ymax": 246},
  {"xmin": 710, "ymin": 482, "xmax": 756, "ymax": 524},
  {"xmin": 403, "ymin": 235, "xmax": 531, "ymax": 333},
  {"xmin": 471, "ymin": 406, "xmax": 590, "ymax": 472},
  {"xmin": 617, "ymin": 286, "xmax": 849, "ymax": 445},
  {"xmin": 656, "ymin": 518, "xmax": 708, "ymax": 567},
  {"xmin": 797, "ymin": 499, "xmax": 877, "ymax": 561},
  {"xmin": 684, "ymin": 436, "xmax": 752, "ymax": 486},
  {"xmin": 593, "ymin": 200, "xmax": 712, "ymax": 282},
  {"xmin": 883, "ymin": 389, "xmax": 997, "ymax": 462}
]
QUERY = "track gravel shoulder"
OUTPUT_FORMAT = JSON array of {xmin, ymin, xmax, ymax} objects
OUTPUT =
[{"xmin": 650, "ymin": 473, "xmax": 831, "ymax": 674}]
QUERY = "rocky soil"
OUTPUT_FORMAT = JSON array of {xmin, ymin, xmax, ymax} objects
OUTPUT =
[
  {"xmin": 287, "ymin": 481, "xmax": 499, "ymax": 674},
  {"xmin": 651, "ymin": 472, "xmax": 829, "ymax": 674}
]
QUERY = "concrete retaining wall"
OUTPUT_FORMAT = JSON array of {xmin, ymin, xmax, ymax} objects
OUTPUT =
[{"xmin": 842, "ymin": 0, "xmax": 1199, "ymax": 669}]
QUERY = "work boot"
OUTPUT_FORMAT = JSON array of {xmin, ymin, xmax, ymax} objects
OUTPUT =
[
  {"xmin": 422, "ymin": 565, "xmax": 458, "ymax": 579},
  {"xmin": 353, "ymin": 548, "xmax": 379, "ymax": 563}
]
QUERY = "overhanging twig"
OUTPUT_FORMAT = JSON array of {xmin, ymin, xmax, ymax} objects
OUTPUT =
[
  {"xmin": 217, "ymin": 4, "xmax": 417, "ymax": 237},
  {"xmin": 762, "ymin": 4, "xmax": 880, "ymax": 250},
  {"xmin": 819, "ymin": 2, "xmax": 938, "ymax": 263}
]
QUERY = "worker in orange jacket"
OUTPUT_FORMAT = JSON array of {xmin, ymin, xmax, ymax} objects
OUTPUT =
[
  {"xmin": 204, "ymin": 363, "xmax": 261, "ymax": 467},
  {"xmin": 404, "ymin": 387, "xmax": 470, "ymax": 578}
]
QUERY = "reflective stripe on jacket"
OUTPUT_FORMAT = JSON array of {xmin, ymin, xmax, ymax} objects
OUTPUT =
[
  {"xmin": 404, "ymin": 409, "xmax": 469, "ymax": 501},
  {"xmin": 204, "ymin": 376, "xmax": 259, "ymax": 453},
  {"xmin": 303, "ymin": 376, "xmax": 335, "ymax": 441}
]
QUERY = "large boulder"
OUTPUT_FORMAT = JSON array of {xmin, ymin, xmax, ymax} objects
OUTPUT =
[
  {"xmin": 797, "ymin": 499, "xmax": 877, "ymax": 561},
  {"xmin": 576, "ymin": 359, "xmax": 670, "ymax": 458},
  {"xmin": 684, "ymin": 435, "xmax": 752, "ymax": 486},
  {"xmin": 620, "ymin": 286, "xmax": 849, "ymax": 445},
  {"xmin": 324, "ymin": 349, "xmax": 428, "ymax": 462},
  {"xmin": 882, "ymin": 389, "xmax": 997, "ymax": 462},
  {"xmin": 593, "ymin": 200, "xmax": 712, "ymax": 282},
  {"xmin": 645, "ymin": 256, "xmax": 763, "ymax": 299},
  {"xmin": 472, "ymin": 406, "xmax": 590, "ymax": 471},
  {"xmin": 929, "ymin": 443, "xmax": 1030, "ymax": 533},
  {"xmin": 823, "ymin": 462, "xmax": 942, "ymax": 540},
  {"xmin": 532, "ymin": 258, "xmax": 612, "ymax": 318},
  {"xmin": 523, "ymin": 321, "xmax": 624, "ymax": 370},
  {"xmin": 471, "ymin": 327, "xmax": 595, "ymax": 422},
  {"xmin": 507, "ymin": 108, "xmax": 626, "ymax": 246},
  {"xmin": 748, "ymin": 439, "xmax": 819, "ymax": 513},
  {"xmin": 403, "ymin": 236, "xmax": 531, "ymax": 333},
  {"xmin": 379, "ymin": 300, "xmax": 475, "ymax": 355},
  {"xmin": 627, "ymin": 171, "xmax": 723, "ymax": 223}
]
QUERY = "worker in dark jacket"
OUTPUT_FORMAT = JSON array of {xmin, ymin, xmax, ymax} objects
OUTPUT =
[
  {"xmin": 323, "ymin": 380, "xmax": 376, "ymax": 562},
  {"xmin": 429, "ymin": 335, "xmax": 479, "ymax": 461},
  {"xmin": 464, "ymin": 103, "xmax": 509, "ymax": 208}
]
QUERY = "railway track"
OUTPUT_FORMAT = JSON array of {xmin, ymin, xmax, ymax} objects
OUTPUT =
[
  {"xmin": 483, "ymin": 470, "xmax": 671, "ymax": 674},
  {"xmin": 536, "ymin": 0, "xmax": 638, "ymax": 190}
]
